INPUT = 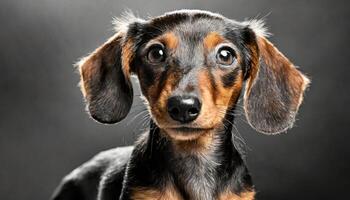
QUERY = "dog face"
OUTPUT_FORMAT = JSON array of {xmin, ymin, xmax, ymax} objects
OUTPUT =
[
  {"xmin": 78, "ymin": 10, "xmax": 309, "ymax": 140},
  {"xmin": 131, "ymin": 13, "xmax": 257, "ymax": 140}
]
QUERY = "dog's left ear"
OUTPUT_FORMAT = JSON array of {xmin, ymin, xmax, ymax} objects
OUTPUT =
[{"xmin": 243, "ymin": 23, "xmax": 310, "ymax": 135}]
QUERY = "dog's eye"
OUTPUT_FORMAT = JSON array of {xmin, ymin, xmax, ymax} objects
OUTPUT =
[
  {"xmin": 216, "ymin": 47, "xmax": 236, "ymax": 66},
  {"xmin": 147, "ymin": 45, "xmax": 165, "ymax": 63}
]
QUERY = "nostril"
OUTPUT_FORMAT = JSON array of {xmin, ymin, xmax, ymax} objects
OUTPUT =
[
  {"xmin": 188, "ymin": 108, "xmax": 199, "ymax": 117},
  {"xmin": 169, "ymin": 107, "xmax": 180, "ymax": 116}
]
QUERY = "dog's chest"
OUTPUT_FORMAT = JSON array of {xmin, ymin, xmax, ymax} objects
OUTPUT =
[
  {"xmin": 129, "ymin": 135, "xmax": 255, "ymax": 200},
  {"xmin": 177, "ymin": 158, "xmax": 218, "ymax": 200}
]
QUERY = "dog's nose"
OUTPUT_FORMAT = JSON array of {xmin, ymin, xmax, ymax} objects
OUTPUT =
[{"xmin": 167, "ymin": 95, "xmax": 201, "ymax": 123}]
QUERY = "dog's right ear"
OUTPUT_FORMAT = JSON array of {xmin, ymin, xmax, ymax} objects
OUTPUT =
[
  {"xmin": 77, "ymin": 31, "xmax": 135, "ymax": 124},
  {"xmin": 77, "ymin": 12, "xmax": 145, "ymax": 124}
]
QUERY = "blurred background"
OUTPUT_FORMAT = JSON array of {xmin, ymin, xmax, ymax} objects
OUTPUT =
[{"xmin": 1, "ymin": 0, "xmax": 349, "ymax": 199}]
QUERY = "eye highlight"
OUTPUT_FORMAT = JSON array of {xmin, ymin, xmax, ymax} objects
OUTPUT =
[
  {"xmin": 147, "ymin": 44, "xmax": 166, "ymax": 63},
  {"xmin": 216, "ymin": 47, "xmax": 236, "ymax": 66}
]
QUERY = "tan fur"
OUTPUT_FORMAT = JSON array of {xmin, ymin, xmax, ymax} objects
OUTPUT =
[
  {"xmin": 196, "ymin": 69, "xmax": 223, "ymax": 128},
  {"xmin": 243, "ymin": 42, "xmax": 259, "ymax": 94},
  {"xmin": 131, "ymin": 186, "xmax": 255, "ymax": 200},
  {"xmin": 131, "ymin": 186, "xmax": 183, "ymax": 200},
  {"xmin": 121, "ymin": 38, "xmax": 134, "ymax": 78},
  {"xmin": 169, "ymin": 129, "xmax": 217, "ymax": 153},
  {"xmin": 196, "ymin": 68, "xmax": 243, "ymax": 129},
  {"xmin": 219, "ymin": 190, "xmax": 255, "ymax": 200},
  {"xmin": 161, "ymin": 32, "xmax": 179, "ymax": 50},
  {"xmin": 149, "ymin": 68, "xmax": 182, "ymax": 128},
  {"xmin": 214, "ymin": 70, "xmax": 243, "ymax": 108},
  {"xmin": 203, "ymin": 32, "xmax": 225, "ymax": 51}
]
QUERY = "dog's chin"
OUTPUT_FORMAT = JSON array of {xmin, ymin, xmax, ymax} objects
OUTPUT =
[{"xmin": 163, "ymin": 127, "xmax": 214, "ymax": 141}]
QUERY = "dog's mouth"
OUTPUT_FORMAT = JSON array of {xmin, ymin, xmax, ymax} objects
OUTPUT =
[
  {"xmin": 163, "ymin": 126, "xmax": 214, "ymax": 141},
  {"xmin": 169, "ymin": 126, "xmax": 212, "ymax": 132}
]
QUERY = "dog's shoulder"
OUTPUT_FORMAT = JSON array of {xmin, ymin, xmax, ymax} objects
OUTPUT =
[{"xmin": 51, "ymin": 146, "xmax": 134, "ymax": 200}]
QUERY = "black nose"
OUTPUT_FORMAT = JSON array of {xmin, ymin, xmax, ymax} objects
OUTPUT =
[{"xmin": 167, "ymin": 95, "xmax": 201, "ymax": 123}]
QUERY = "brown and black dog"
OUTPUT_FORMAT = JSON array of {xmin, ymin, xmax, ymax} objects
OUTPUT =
[{"xmin": 52, "ymin": 10, "xmax": 310, "ymax": 200}]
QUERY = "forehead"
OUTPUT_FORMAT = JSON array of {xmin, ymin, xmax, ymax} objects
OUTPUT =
[
  {"xmin": 130, "ymin": 10, "xmax": 245, "ymax": 48},
  {"xmin": 150, "ymin": 11, "xmax": 232, "ymax": 41}
]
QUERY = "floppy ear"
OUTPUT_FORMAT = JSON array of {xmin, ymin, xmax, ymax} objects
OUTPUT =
[
  {"xmin": 77, "ymin": 33, "xmax": 133, "ymax": 124},
  {"xmin": 244, "ymin": 28, "xmax": 310, "ymax": 135}
]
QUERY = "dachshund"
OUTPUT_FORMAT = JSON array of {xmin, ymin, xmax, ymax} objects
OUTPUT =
[{"xmin": 51, "ymin": 9, "xmax": 310, "ymax": 200}]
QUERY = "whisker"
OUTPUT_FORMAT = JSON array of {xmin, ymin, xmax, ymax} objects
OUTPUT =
[
  {"xmin": 221, "ymin": 117, "xmax": 250, "ymax": 156},
  {"xmin": 130, "ymin": 112, "xmax": 151, "ymax": 139},
  {"xmin": 127, "ymin": 109, "xmax": 149, "ymax": 126}
]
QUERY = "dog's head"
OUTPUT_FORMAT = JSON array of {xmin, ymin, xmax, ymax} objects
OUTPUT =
[{"xmin": 78, "ymin": 10, "xmax": 309, "ymax": 140}]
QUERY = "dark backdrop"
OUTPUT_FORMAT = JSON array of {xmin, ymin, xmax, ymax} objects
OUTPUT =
[{"xmin": 1, "ymin": 0, "xmax": 349, "ymax": 199}]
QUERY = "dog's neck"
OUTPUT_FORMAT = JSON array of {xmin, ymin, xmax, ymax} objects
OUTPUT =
[{"xmin": 136, "ymin": 109, "xmax": 252, "ymax": 200}]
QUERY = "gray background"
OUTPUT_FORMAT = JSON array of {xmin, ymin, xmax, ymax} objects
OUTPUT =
[{"xmin": 1, "ymin": 0, "xmax": 349, "ymax": 199}]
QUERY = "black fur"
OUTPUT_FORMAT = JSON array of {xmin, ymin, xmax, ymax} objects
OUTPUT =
[{"xmin": 222, "ymin": 68, "xmax": 240, "ymax": 88}]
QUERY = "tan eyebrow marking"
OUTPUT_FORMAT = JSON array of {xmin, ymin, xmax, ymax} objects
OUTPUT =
[
  {"xmin": 160, "ymin": 32, "xmax": 179, "ymax": 49},
  {"xmin": 203, "ymin": 32, "xmax": 225, "ymax": 51}
]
